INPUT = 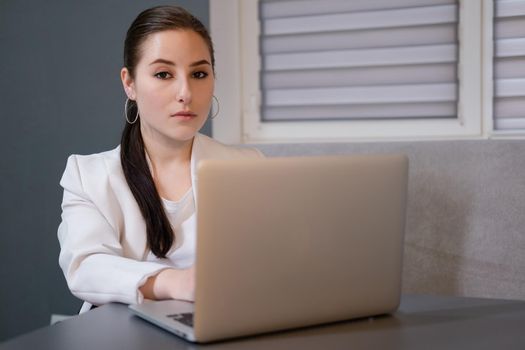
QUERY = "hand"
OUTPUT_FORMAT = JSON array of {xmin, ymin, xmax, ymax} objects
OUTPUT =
[
  {"xmin": 140, "ymin": 266, "xmax": 195, "ymax": 302},
  {"xmin": 169, "ymin": 265, "xmax": 195, "ymax": 301}
]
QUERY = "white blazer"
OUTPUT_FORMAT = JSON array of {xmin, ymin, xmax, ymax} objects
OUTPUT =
[{"xmin": 57, "ymin": 133, "xmax": 263, "ymax": 313}]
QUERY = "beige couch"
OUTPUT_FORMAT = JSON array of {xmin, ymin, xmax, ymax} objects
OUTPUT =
[{"xmin": 255, "ymin": 140, "xmax": 525, "ymax": 300}]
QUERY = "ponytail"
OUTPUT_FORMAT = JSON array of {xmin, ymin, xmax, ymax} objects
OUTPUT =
[{"xmin": 120, "ymin": 116, "xmax": 174, "ymax": 258}]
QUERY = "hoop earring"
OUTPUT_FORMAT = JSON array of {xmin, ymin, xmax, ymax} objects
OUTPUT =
[
  {"xmin": 211, "ymin": 95, "xmax": 220, "ymax": 119},
  {"xmin": 125, "ymin": 98, "xmax": 139, "ymax": 124}
]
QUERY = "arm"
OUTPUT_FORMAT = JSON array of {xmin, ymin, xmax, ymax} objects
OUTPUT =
[{"xmin": 58, "ymin": 155, "xmax": 194, "ymax": 305}]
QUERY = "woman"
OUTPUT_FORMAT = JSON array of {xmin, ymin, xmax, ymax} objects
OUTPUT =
[{"xmin": 57, "ymin": 6, "xmax": 262, "ymax": 313}]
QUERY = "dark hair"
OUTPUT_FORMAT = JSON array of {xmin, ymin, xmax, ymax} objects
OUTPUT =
[{"xmin": 120, "ymin": 6, "xmax": 215, "ymax": 258}]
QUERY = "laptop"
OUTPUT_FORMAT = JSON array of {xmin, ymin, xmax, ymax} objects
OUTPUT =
[{"xmin": 129, "ymin": 154, "xmax": 409, "ymax": 343}]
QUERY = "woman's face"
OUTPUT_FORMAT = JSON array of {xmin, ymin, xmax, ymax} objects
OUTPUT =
[{"xmin": 122, "ymin": 29, "xmax": 214, "ymax": 145}]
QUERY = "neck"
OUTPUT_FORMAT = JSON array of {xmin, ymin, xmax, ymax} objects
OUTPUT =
[{"xmin": 141, "ymin": 130, "xmax": 195, "ymax": 175}]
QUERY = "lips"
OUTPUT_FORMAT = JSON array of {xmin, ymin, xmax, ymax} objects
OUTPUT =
[{"xmin": 172, "ymin": 111, "xmax": 197, "ymax": 119}]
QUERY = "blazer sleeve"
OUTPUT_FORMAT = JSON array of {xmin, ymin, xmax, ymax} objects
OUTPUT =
[{"xmin": 57, "ymin": 155, "xmax": 169, "ymax": 306}]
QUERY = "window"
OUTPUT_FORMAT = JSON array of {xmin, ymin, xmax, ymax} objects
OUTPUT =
[
  {"xmin": 259, "ymin": 0, "xmax": 459, "ymax": 123},
  {"xmin": 493, "ymin": 0, "xmax": 525, "ymax": 133},
  {"xmin": 210, "ymin": 0, "xmax": 523, "ymax": 143}
]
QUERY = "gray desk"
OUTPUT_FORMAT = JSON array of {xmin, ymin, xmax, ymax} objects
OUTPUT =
[{"xmin": 2, "ymin": 295, "xmax": 525, "ymax": 349}]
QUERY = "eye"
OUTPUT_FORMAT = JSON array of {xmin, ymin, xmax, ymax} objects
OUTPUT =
[
  {"xmin": 192, "ymin": 71, "xmax": 208, "ymax": 79},
  {"xmin": 154, "ymin": 71, "xmax": 172, "ymax": 80}
]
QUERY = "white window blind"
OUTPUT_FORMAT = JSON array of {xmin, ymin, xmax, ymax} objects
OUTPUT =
[
  {"xmin": 259, "ymin": 0, "xmax": 459, "ymax": 122},
  {"xmin": 494, "ymin": 0, "xmax": 525, "ymax": 130}
]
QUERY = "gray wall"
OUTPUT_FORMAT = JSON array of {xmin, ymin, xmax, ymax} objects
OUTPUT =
[{"xmin": 0, "ymin": 0, "xmax": 210, "ymax": 342}]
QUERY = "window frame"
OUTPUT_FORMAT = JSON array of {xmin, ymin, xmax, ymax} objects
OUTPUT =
[{"xmin": 210, "ymin": 0, "xmax": 510, "ymax": 144}]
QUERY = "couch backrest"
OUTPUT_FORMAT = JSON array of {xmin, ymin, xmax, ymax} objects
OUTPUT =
[{"xmin": 255, "ymin": 140, "xmax": 525, "ymax": 300}]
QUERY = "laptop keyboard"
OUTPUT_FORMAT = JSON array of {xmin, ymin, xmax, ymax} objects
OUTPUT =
[{"xmin": 166, "ymin": 313, "xmax": 194, "ymax": 327}]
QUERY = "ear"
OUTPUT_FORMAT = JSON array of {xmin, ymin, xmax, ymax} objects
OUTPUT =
[{"xmin": 121, "ymin": 67, "xmax": 136, "ymax": 100}]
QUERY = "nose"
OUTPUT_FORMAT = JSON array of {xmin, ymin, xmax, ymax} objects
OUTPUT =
[{"xmin": 176, "ymin": 77, "xmax": 192, "ymax": 105}]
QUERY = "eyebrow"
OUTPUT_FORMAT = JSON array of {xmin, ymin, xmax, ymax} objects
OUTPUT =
[{"xmin": 149, "ymin": 58, "xmax": 211, "ymax": 67}]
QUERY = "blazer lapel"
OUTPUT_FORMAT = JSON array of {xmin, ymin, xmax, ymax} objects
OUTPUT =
[
  {"xmin": 104, "ymin": 146, "xmax": 150, "ymax": 260},
  {"xmin": 190, "ymin": 133, "xmax": 209, "ymax": 208}
]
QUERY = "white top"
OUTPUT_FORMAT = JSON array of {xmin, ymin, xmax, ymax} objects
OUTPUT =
[{"xmin": 146, "ymin": 188, "xmax": 196, "ymax": 269}]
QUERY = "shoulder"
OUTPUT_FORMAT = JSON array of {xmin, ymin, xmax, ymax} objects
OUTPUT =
[
  {"xmin": 193, "ymin": 133, "xmax": 264, "ymax": 160},
  {"xmin": 60, "ymin": 146, "xmax": 122, "ymax": 192},
  {"xmin": 66, "ymin": 146, "xmax": 120, "ymax": 166}
]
